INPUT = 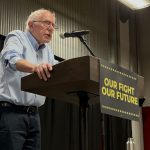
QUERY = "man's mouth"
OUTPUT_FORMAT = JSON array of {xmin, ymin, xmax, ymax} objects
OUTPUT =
[{"xmin": 45, "ymin": 34, "xmax": 51, "ymax": 38}]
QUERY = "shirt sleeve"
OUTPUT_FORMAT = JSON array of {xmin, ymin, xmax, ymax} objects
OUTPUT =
[{"xmin": 1, "ymin": 35, "xmax": 24, "ymax": 70}]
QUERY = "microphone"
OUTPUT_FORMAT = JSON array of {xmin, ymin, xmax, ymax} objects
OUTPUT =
[{"xmin": 60, "ymin": 30, "xmax": 90, "ymax": 39}]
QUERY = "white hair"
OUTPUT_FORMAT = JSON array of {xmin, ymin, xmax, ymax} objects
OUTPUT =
[{"xmin": 25, "ymin": 8, "xmax": 55, "ymax": 32}]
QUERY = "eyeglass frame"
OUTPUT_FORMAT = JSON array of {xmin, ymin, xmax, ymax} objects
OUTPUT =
[{"xmin": 33, "ymin": 20, "xmax": 58, "ymax": 29}]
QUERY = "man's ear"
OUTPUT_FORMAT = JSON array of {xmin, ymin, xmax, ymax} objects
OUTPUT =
[{"xmin": 28, "ymin": 21, "xmax": 33, "ymax": 30}]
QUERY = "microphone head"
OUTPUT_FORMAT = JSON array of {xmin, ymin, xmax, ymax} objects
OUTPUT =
[
  {"xmin": 60, "ymin": 30, "xmax": 90, "ymax": 39},
  {"xmin": 60, "ymin": 33, "xmax": 65, "ymax": 39},
  {"xmin": 72, "ymin": 30, "xmax": 90, "ymax": 35}
]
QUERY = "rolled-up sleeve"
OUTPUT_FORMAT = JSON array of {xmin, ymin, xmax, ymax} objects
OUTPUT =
[{"xmin": 2, "ymin": 35, "xmax": 24, "ymax": 70}]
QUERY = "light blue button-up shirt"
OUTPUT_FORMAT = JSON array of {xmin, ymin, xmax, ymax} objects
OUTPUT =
[{"xmin": 0, "ymin": 30, "xmax": 58, "ymax": 107}]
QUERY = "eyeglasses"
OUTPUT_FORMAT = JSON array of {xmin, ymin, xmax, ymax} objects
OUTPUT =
[{"xmin": 33, "ymin": 20, "xmax": 58, "ymax": 29}]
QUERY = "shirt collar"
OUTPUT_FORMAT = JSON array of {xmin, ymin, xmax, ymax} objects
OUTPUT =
[{"xmin": 26, "ymin": 31, "xmax": 46, "ymax": 51}]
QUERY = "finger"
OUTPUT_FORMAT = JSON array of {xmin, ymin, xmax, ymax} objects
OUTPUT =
[
  {"xmin": 47, "ymin": 64, "xmax": 52, "ymax": 71},
  {"xmin": 34, "ymin": 66, "xmax": 43, "ymax": 79},
  {"xmin": 42, "ymin": 64, "xmax": 51, "ymax": 78},
  {"xmin": 39, "ymin": 66, "xmax": 47, "ymax": 81},
  {"xmin": 37, "ymin": 72, "xmax": 43, "ymax": 80}
]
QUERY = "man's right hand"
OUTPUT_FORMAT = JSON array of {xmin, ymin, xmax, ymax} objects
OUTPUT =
[
  {"xmin": 33, "ymin": 63, "xmax": 52, "ymax": 81},
  {"xmin": 16, "ymin": 59, "xmax": 53, "ymax": 81}
]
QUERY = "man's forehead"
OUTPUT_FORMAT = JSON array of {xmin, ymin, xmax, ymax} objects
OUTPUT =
[{"xmin": 39, "ymin": 12, "xmax": 55, "ymax": 20}]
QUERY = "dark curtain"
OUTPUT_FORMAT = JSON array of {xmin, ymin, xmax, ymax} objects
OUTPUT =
[
  {"xmin": 39, "ymin": 99, "xmax": 102, "ymax": 150},
  {"xmin": 39, "ymin": 99, "xmax": 131, "ymax": 150},
  {"xmin": 103, "ymin": 115, "xmax": 131, "ymax": 150}
]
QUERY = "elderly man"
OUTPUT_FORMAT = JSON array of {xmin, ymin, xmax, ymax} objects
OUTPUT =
[{"xmin": 0, "ymin": 9, "xmax": 58, "ymax": 150}]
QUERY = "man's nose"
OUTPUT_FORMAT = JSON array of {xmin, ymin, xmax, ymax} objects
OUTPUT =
[{"xmin": 47, "ymin": 24, "xmax": 54, "ymax": 31}]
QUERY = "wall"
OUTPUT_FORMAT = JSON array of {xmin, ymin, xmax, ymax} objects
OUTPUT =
[
  {"xmin": 136, "ymin": 7, "xmax": 150, "ymax": 106},
  {"xmin": 0, "ymin": 0, "xmax": 112, "ymax": 60}
]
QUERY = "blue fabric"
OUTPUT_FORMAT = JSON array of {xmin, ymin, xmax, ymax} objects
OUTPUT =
[
  {"xmin": 0, "ymin": 108, "xmax": 41, "ymax": 150},
  {"xmin": 0, "ymin": 30, "xmax": 58, "ymax": 106}
]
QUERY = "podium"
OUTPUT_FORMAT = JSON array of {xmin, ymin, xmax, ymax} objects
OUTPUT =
[
  {"xmin": 21, "ymin": 56, "xmax": 100, "ymax": 150},
  {"xmin": 21, "ymin": 56, "xmax": 100, "ymax": 105},
  {"xmin": 21, "ymin": 55, "xmax": 144, "ymax": 150}
]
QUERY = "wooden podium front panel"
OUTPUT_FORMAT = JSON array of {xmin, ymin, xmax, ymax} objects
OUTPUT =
[{"xmin": 21, "ymin": 56, "xmax": 100, "ymax": 105}]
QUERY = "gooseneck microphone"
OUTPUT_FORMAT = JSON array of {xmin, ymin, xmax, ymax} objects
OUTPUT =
[
  {"xmin": 60, "ymin": 29, "xmax": 95, "ymax": 56},
  {"xmin": 60, "ymin": 30, "xmax": 90, "ymax": 39}
]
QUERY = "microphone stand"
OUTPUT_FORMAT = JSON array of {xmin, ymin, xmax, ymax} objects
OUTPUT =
[
  {"xmin": 74, "ymin": 36, "xmax": 95, "ymax": 150},
  {"xmin": 78, "ymin": 36, "xmax": 95, "ymax": 57}
]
